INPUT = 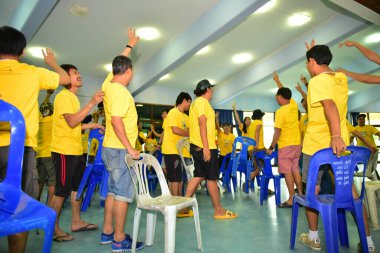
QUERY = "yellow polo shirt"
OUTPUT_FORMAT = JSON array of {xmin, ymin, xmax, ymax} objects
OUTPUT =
[
  {"xmin": 162, "ymin": 107, "xmax": 190, "ymax": 157},
  {"xmin": 102, "ymin": 73, "xmax": 138, "ymax": 149},
  {"xmin": 238, "ymin": 123, "xmax": 249, "ymax": 137},
  {"xmin": 36, "ymin": 115, "xmax": 53, "ymax": 158},
  {"xmin": 189, "ymin": 96, "xmax": 216, "ymax": 149},
  {"xmin": 0, "ymin": 60, "xmax": 59, "ymax": 147},
  {"xmin": 145, "ymin": 138, "xmax": 157, "ymax": 152},
  {"xmin": 247, "ymin": 120, "xmax": 264, "ymax": 149},
  {"xmin": 303, "ymin": 72, "xmax": 349, "ymax": 156},
  {"xmin": 354, "ymin": 125, "xmax": 379, "ymax": 147},
  {"xmin": 51, "ymin": 89, "xmax": 83, "ymax": 155},
  {"xmin": 218, "ymin": 132, "xmax": 235, "ymax": 156},
  {"xmin": 275, "ymin": 98, "xmax": 301, "ymax": 148}
]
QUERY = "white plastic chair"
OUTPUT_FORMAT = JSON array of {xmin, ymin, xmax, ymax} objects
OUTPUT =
[
  {"xmin": 365, "ymin": 181, "xmax": 380, "ymax": 230},
  {"xmin": 125, "ymin": 153, "xmax": 203, "ymax": 253},
  {"xmin": 176, "ymin": 137, "xmax": 194, "ymax": 181}
]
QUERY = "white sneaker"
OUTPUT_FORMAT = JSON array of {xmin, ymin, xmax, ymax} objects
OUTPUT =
[{"xmin": 299, "ymin": 233, "xmax": 322, "ymax": 251}]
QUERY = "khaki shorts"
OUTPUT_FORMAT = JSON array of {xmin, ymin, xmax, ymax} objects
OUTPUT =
[{"xmin": 37, "ymin": 156, "xmax": 56, "ymax": 186}]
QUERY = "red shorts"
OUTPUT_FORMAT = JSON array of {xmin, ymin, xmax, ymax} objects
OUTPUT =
[{"xmin": 278, "ymin": 145, "xmax": 301, "ymax": 174}]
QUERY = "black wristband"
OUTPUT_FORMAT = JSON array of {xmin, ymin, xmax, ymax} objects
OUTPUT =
[{"xmin": 126, "ymin": 45, "xmax": 133, "ymax": 49}]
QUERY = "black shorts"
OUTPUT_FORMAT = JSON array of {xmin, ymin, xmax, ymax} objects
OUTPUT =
[
  {"xmin": 190, "ymin": 144, "xmax": 219, "ymax": 180},
  {"xmin": 52, "ymin": 152, "xmax": 86, "ymax": 197},
  {"xmin": 164, "ymin": 154, "xmax": 183, "ymax": 182}
]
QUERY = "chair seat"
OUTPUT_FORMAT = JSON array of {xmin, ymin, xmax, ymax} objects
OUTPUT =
[
  {"xmin": 139, "ymin": 195, "xmax": 196, "ymax": 210},
  {"xmin": 295, "ymin": 194, "xmax": 363, "ymax": 206}
]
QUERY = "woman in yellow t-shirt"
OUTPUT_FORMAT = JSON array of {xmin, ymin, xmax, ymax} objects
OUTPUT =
[
  {"xmin": 232, "ymin": 103, "xmax": 251, "ymax": 137},
  {"xmin": 144, "ymin": 129, "xmax": 157, "ymax": 154},
  {"xmin": 135, "ymin": 121, "xmax": 146, "ymax": 152}
]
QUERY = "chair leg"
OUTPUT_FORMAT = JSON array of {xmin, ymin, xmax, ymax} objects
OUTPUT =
[
  {"xmin": 274, "ymin": 177, "xmax": 282, "ymax": 206},
  {"xmin": 259, "ymin": 177, "xmax": 265, "ymax": 205},
  {"xmin": 353, "ymin": 203, "xmax": 369, "ymax": 253},
  {"xmin": 164, "ymin": 207, "xmax": 177, "ymax": 253},
  {"xmin": 337, "ymin": 209, "xmax": 349, "ymax": 247},
  {"xmin": 289, "ymin": 201, "xmax": 299, "ymax": 249},
  {"xmin": 81, "ymin": 176, "xmax": 98, "ymax": 212},
  {"xmin": 192, "ymin": 203, "xmax": 203, "ymax": 251},
  {"xmin": 76, "ymin": 166, "xmax": 93, "ymax": 200},
  {"xmin": 42, "ymin": 214, "xmax": 56, "ymax": 253},
  {"xmin": 145, "ymin": 212, "xmax": 156, "ymax": 246},
  {"xmin": 132, "ymin": 208, "xmax": 142, "ymax": 253},
  {"xmin": 320, "ymin": 209, "xmax": 339, "ymax": 253}
]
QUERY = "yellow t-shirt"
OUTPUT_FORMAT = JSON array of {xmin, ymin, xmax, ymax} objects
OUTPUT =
[
  {"xmin": 89, "ymin": 138, "xmax": 100, "ymax": 156},
  {"xmin": 247, "ymin": 120, "xmax": 264, "ymax": 149},
  {"xmin": 82, "ymin": 131, "xmax": 89, "ymax": 154},
  {"xmin": 354, "ymin": 125, "xmax": 378, "ymax": 147},
  {"xmin": 51, "ymin": 89, "xmax": 83, "ymax": 155},
  {"xmin": 145, "ymin": 138, "xmax": 157, "ymax": 152},
  {"xmin": 299, "ymin": 113, "xmax": 308, "ymax": 144},
  {"xmin": 102, "ymin": 73, "xmax": 138, "ymax": 149},
  {"xmin": 135, "ymin": 131, "xmax": 146, "ymax": 152},
  {"xmin": 275, "ymin": 98, "xmax": 301, "ymax": 148},
  {"xmin": 302, "ymin": 72, "xmax": 349, "ymax": 156},
  {"xmin": 189, "ymin": 96, "xmax": 216, "ymax": 149},
  {"xmin": 36, "ymin": 115, "xmax": 53, "ymax": 158},
  {"xmin": 0, "ymin": 60, "xmax": 59, "ymax": 147},
  {"xmin": 218, "ymin": 132, "xmax": 235, "ymax": 156},
  {"xmin": 238, "ymin": 123, "xmax": 249, "ymax": 137},
  {"xmin": 162, "ymin": 107, "xmax": 190, "ymax": 156}
]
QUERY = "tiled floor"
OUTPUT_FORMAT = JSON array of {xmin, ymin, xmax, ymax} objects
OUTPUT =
[{"xmin": 1, "ymin": 180, "xmax": 379, "ymax": 253}]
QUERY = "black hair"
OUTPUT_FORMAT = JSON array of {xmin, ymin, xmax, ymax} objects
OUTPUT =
[
  {"xmin": 162, "ymin": 109, "xmax": 169, "ymax": 114},
  {"xmin": 0, "ymin": 26, "xmax": 26, "ymax": 57},
  {"xmin": 175, "ymin": 92, "xmax": 192, "ymax": 106},
  {"xmin": 97, "ymin": 102, "xmax": 104, "ymax": 109},
  {"xmin": 112, "ymin": 55, "xmax": 132, "ymax": 75},
  {"xmin": 60, "ymin": 64, "xmax": 78, "ymax": 89},
  {"xmin": 252, "ymin": 109, "xmax": 265, "ymax": 120},
  {"xmin": 194, "ymin": 88, "xmax": 207, "ymax": 97},
  {"xmin": 357, "ymin": 114, "xmax": 366, "ymax": 120},
  {"xmin": 276, "ymin": 87, "xmax": 292, "ymax": 100},
  {"xmin": 306, "ymin": 45, "xmax": 332, "ymax": 66},
  {"xmin": 242, "ymin": 117, "xmax": 250, "ymax": 134}
]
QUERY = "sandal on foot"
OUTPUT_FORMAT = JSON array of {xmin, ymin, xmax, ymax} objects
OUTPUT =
[
  {"xmin": 214, "ymin": 210, "xmax": 238, "ymax": 219},
  {"xmin": 53, "ymin": 233, "xmax": 74, "ymax": 242}
]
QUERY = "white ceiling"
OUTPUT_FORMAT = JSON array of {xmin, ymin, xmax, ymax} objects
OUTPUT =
[{"xmin": 1, "ymin": 0, "xmax": 380, "ymax": 112}]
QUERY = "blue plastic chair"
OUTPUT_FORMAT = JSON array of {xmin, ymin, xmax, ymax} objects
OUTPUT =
[
  {"xmin": 228, "ymin": 136, "xmax": 256, "ymax": 194},
  {"xmin": 0, "ymin": 100, "xmax": 56, "ymax": 253},
  {"xmin": 289, "ymin": 146, "xmax": 371, "ymax": 253},
  {"xmin": 255, "ymin": 151, "xmax": 284, "ymax": 206},
  {"xmin": 76, "ymin": 128, "xmax": 108, "ymax": 211}
]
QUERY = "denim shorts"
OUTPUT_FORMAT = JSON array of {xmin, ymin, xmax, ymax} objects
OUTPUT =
[{"xmin": 102, "ymin": 147, "xmax": 135, "ymax": 203}]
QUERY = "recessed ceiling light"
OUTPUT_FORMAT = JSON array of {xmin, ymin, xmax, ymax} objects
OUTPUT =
[
  {"xmin": 136, "ymin": 104, "xmax": 144, "ymax": 107},
  {"xmin": 104, "ymin": 63, "xmax": 112, "ymax": 72},
  {"xmin": 287, "ymin": 12, "xmax": 311, "ymax": 27},
  {"xmin": 28, "ymin": 47, "xmax": 45, "ymax": 59},
  {"xmin": 232, "ymin": 53, "xmax": 253, "ymax": 64},
  {"xmin": 69, "ymin": 4, "xmax": 89, "ymax": 18},
  {"xmin": 196, "ymin": 46, "xmax": 210, "ymax": 55},
  {"xmin": 159, "ymin": 74, "xmax": 170, "ymax": 81},
  {"xmin": 255, "ymin": 0, "xmax": 276, "ymax": 14},
  {"xmin": 136, "ymin": 27, "xmax": 160, "ymax": 41},
  {"xmin": 271, "ymin": 88, "xmax": 278, "ymax": 93},
  {"xmin": 208, "ymin": 79, "xmax": 216, "ymax": 85},
  {"xmin": 365, "ymin": 33, "xmax": 380, "ymax": 43}
]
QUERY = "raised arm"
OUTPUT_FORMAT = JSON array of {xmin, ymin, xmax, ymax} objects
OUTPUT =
[
  {"xmin": 273, "ymin": 71, "xmax": 284, "ymax": 88},
  {"xmin": 295, "ymin": 82, "xmax": 307, "ymax": 101},
  {"xmin": 337, "ymin": 68, "xmax": 380, "ymax": 84},
  {"xmin": 150, "ymin": 124, "xmax": 163, "ymax": 138},
  {"xmin": 42, "ymin": 89, "xmax": 54, "ymax": 104},
  {"xmin": 121, "ymin": 28, "xmax": 140, "ymax": 57},
  {"xmin": 339, "ymin": 41, "xmax": 380, "ymax": 65},
  {"xmin": 42, "ymin": 48, "xmax": 70, "ymax": 85},
  {"xmin": 300, "ymin": 74, "xmax": 309, "ymax": 90},
  {"xmin": 232, "ymin": 103, "xmax": 243, "ymax": 127},
  {"xmin": 215, "ymin": 111, "xmax": 221, "ymax": 133}
]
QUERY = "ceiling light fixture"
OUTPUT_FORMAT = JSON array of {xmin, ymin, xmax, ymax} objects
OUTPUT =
[
  {"xmin": 287, "ymin": 12, "xmax": 311, "ymax": 27},
  {"xmin": 136, "ymin": 104, "xmax": 144, "ymax": 107},
  {"xmin": 28, "ymin": 47, "xmax": 45, "ymax": 59},
  {"xmin": 271, "ymin": 88, "xmax": 278, "ymax": 93},
  {"xmin": 104, "ymin": 63, "xmax": 112, "ymax": 72},
  {"xmin": 196, "ymin": 46, "xmax": 210, "ymax": 55},
  {"xmin": 69, "ymin": 4, "xmax": 89, "ymax": 18},
  {"xmin": 365, "ymin": 33, "xmax": 380, "ymax": 43},
  {"xmin": 255, "ymin": 0, "xmax": 276, "ymax": 14},
  {"xmin": 232, "ymin": 53, "xmax": 253, "ymax": 64},
  {"xmin": 136, "ymin": 27, "xmax": 160, "ymax": 41},
  {"xmin": 159, "ymin": 74, "xmax": 170, "ymax": 81},
  {"xmin": 208, "ymin": 79, "xmax": 216, "ymax": 85}
]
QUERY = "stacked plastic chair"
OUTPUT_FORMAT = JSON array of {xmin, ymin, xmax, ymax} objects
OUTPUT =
[
  {"xmin": 76, "ymin": 128, "xmax": 108, "ymax": 211},
  {"xmin": 255, "ymin": 151, "xmax": 284, "ymax": 206},
  {"xmin": 0, "ymin": 100, "xmax": 56, "ymax": 253},
  {"xmin": 290, "ymin": 146, "xmax": 371, "ymax": 253},
  {"xmin": 125, "ymin": 153, "xmax": 202, "ymax": 253}
]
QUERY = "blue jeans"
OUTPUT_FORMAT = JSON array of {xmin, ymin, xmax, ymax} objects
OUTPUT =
[{"xmin": 102, "ymin": 147, "xmax": 135, "ymax": 202}]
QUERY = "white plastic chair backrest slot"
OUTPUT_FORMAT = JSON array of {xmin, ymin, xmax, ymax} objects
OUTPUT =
[{"xmin": 176, "ymin": 137, "xmax": 194, "ymax": 179}]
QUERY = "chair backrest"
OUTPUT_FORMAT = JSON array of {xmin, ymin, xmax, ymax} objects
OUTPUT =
[
  {"xmin": 125, "ymin": 153, "xmax": 170, "ymax": 204},
  {"xmin": 87, "ymin": 128, "xmax": 104, "ymax": 165},
  {"xmin": 220, "ymin": 153, "xmax": 231, "ymax": 173},
  {"xmin": 255, "ymin": 150, "xmax": 278, "ymax": 177},
  {"xmin": 0, "ymin": 100, "xmax": 25, "ymax": 187},
  {"xmin": 177, "ymin": 137, "xmax": 194, "ymax": 179},
  {"xmin": 306, "ymin": 146, "xmax": 371, "ymax": 208},
  {"xmin": 230, "ymin": 136, "xmax": 256, "ymax": 174}
]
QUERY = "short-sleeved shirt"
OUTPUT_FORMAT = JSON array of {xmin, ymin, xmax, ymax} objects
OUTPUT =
[
  {"xmin": 189, "ymin": 96, "xmax": 216, "ymax": 149},
  {"xmin": 218, "ymin": 132, "xmax": 235, "ymax": 156},
  {"xmin": 299, "ymin": 113, "xmax": 308, "ymax": 143},
  {"xmin": 89, "ymin": 138, "xmax": 100, "ymax": 156},
  {"xmin": 162, "ymin": 107, "xmax": 190, "ymax": 157},
  {"xmin": 135, "ymin": 131, "xmax": 146, "ymax": 152},
  {"xmin": 238, "ymin": 124, "xmax": 249, "ymax": 137},
  {"xmin": 247, "ymin": 120, "xmax": 264, "ymax": 149},
  {"xmin": 354, "ymin": 125, "xmax": 379, "ymax": 147},
  {"xmin": 51, "ymin": 89, "xmax": 83, "ymax": 155},
  {"xmin": 302, "ymin": 72, "xmax": 349, "ymax": 156},
  {"xmin": 275, "ymin": 98, "xmax": 301, "ymax": 149},
  {"xmin": 0, "ymin": 60, "xmax": 59, "ymax": 147},
  {"xmin": 102, "ymin": 73, "xmax": 138, "ymax": 149},
  {"xmin": 82, "ymin": 131, "xmax": 89, "ymax": 154},
  {"xmin": 145, "ymin": 138, "xmax": 157, "ymax": 152},
  {"xmin": 36, "ymin": 115, "xmax": 53, "ymax": 158}
]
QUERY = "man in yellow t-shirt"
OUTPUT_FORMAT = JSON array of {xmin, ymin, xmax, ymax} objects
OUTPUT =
[
  {"xmin": 180, "ymin": 79, "xmax": 237, "ymax": 219},
  {"xmin": 267, "ymin": 88, "xmax": 302, "ymax": 207},
  {"xmin": 100, "ymin": 29, "xmax": 144, "ymax": 252},
  {"xmin": 144, "ymin": 129, "xmax": 157, "ymax": 153},
  {"xmin": 0, "ymin": 26, "xmax": 71, "ymax": 252},
  {"xmin": 36, "ymin": 89, "xmax": 56, "ymax": 206},
  {"xmin": 298, "ymin": 44, "xmax": 375, "ymax": 252},
  {"xmin": 49, "ymin": 64, "xmax": 104, "ymax": 242},
  {"xmin": 162, "ymin": 92, "xmax": 192, "ymax": 197},
  {"xmin": 215, "ymin": 114, "xmax": 235, "ymax": 168}
]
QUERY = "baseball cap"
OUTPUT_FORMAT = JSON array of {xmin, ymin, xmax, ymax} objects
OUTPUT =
[{"xmin": 196, "ymin": 79, "xmax": 215, "ymax": 91}]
